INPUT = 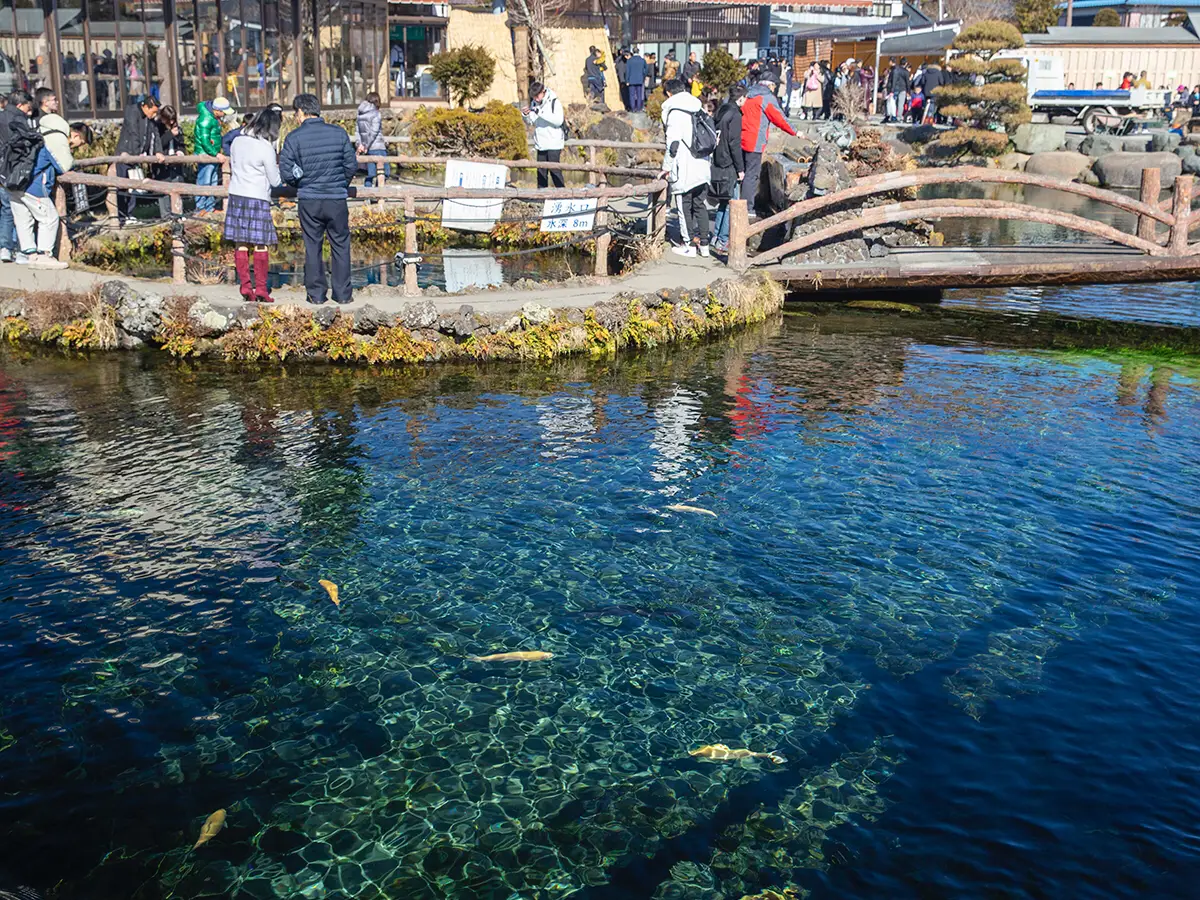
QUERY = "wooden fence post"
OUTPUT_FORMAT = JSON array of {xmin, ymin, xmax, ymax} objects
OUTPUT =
[
  {"xmin": 652, "ymin": 188, "xmax": 667, "ymax": 240},
  {"xmin": 587, "ymin": 146, "xmax": 597, "ymax": 187},
  {"xmin": 728, "ymin": 198, "xmax": 749, "ymax": 269},
  {"xmin": 1169, "ymin": 174, "xmax": 1193, "ymax": 255},
  {"xmin": 594, "ymin": 203, "xmax": 609, "ymax": 277},
  {"xmin": 403, "ymin": 194, "xmax": 419, "ymax": 297},
  {"xmin": 105, "ymin": 162, "xmax": 117, "ymax": 218},
  {"xmin": 170, "ymin": 191, "xmax": 186, "ymax": 284},
  {"xmin": 54, "ymin": 184, "xmax": 70, "ymax": 263},
  {"xmin": 1138, "ymin": 167, "xmax": 1160, "ymax": 244}
]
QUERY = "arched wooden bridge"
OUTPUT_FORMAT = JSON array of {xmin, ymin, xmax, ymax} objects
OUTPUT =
[{"xmin": 727, "ymin": 167, "xmax": 1200, "ymax": 290}]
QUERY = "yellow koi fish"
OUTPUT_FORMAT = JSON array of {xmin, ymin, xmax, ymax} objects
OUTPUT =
[
  {"xmin": 689, "ymin": 743, "xmax": 787, "ymax": 764},
  {"xmin": 318, "ymin": 580, "xmax": 340, "ymax": 607},
  {"xmin": 666, "ymin": 504, "xmax": 717, "ymax": 518},
  {"xmin": 192, "ymin": 808, "xmax": 227, "ymax": 850},
  {"xmin": 468, "ymin": 651, "xmax": 554, "ymax": 662}
]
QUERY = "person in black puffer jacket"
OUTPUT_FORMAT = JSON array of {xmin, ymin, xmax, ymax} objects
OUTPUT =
[
  {"xmin": 710, "ymin": 85, "xmax": 746, "ymax": 255},
  {"xmin": 279, "ymin": 93, "xmax": 358, "ymax": 305}
]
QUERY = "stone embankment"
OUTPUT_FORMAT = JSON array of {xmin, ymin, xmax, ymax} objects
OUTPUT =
[{"xmin": 0, "ymin": 273, "xmax": 785, "ymax": 364}]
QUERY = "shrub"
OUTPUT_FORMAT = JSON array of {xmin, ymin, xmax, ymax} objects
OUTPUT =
[
  {"xmin": 931, "ymin": 20, "xmax": 1029, "ymax": 159},
  {"xmin": 430, "ymin": 45, "xmax": 497, "ymax": 107},
  {"xmin": 645, "ymin": 87, "xmax": 666, "ymax": 122},
  {"xmin": 1092, "ymin": 8, "xmax": 1121, "ymax": 25},
  {"xmin": 411, "ymin": 101, "xmax": 528, "ymax": 159},
  {"xmin": 1015, "ymin": 0, "xmax": 1063, "ymax": 34},
  {"xmin": 1166, "ymin": 7, "xmax": 1189, "ymax": 26},
  {"xmin": 699, "ymin": 48, "xmax": 747, "ymax": 96}
]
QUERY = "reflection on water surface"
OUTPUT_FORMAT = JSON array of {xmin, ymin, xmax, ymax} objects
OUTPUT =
[{"xmin": 1, "ymin": 303, "xmax": 1199, "ymax": 899}]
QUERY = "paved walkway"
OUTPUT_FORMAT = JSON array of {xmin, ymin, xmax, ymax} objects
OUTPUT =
[{"xmin": 0, "ymin": 252, "xmax": 728, "ymax": 317}]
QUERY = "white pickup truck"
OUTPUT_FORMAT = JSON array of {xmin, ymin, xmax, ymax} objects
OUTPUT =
[{"xmin": 1021, "ymin": 55, "xmax": 1171, "ymax": 133}]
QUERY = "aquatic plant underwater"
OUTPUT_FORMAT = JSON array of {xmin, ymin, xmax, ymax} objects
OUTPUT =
[{"xmin": 0, "ymin": 306, "xmax": 1198, "ymax": 899}]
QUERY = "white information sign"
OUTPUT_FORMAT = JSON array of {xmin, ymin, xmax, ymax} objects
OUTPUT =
[
  {"xmin": 441, "ymin": 160, "xmax": 507, "ymax": 232},
  {"xmin": 540, "ymin": 198, "xmax": 598, "ymax": 233}
]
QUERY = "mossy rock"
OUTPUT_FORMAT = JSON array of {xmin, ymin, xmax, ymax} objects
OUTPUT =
[{"xmin": 846, "ymin": 300, "xmax": 921, "ymax": 313}]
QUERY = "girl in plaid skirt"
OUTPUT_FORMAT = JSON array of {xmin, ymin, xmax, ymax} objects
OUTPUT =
[{"xmin": 225, "ymin": 105, "xmax": 283, "ymax": 302}]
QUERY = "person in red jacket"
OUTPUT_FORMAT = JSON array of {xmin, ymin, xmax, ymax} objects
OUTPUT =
[{"xmin": 739, "ymin": 70, "xmax": 796, "ymax": 217}]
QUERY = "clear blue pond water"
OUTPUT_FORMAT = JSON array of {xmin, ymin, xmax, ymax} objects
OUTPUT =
[{"xmin": 1, "ymin": 291, "xmax": 1199, "ymax": 900}]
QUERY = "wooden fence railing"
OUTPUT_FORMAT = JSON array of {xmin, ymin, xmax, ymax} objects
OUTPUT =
[
  {"xmin": 67, "ymin": 149, "xmax": 663, "ymax": 222},
  {"xmin": 57, "ymin": 168, "xmax": 668, "ymax": 293},
  {"xmin": 727, "ymin": 167, "xmax": 1198, "ymax": 269}
]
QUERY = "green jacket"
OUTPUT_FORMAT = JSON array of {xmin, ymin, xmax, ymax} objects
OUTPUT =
[{"xmin": 194, "ymin": 101, "xmax": 223, "ymax": 156}]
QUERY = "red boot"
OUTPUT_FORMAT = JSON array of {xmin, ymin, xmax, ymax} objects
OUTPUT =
[
  {"xmin": 234, "ymin": 248, "xmax": 253, "ymax": 302},
  {"xmin": 253, "ymin": 250, "xmax": 274, "ymax": 303}
]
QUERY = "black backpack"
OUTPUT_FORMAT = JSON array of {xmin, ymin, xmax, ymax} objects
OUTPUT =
[
  {"xmin": 687, "ymin": 108, "xmax": 719, "ymax": 158},
  {"xmin": 0, "ymin": 121, "xmax": 44, "ymax": 192}
]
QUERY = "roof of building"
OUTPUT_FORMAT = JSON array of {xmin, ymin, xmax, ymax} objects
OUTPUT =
[
  {"xmin": 1025, "ymin": 26, "xmax": 1200, "ymax": 43},
  {"xmin": 776, "ymin": 1, "xmax": 957, "ymax": 43},
  {"xmin": 879, "ymin": 29, "xmax": 958, "ymax": 54}
]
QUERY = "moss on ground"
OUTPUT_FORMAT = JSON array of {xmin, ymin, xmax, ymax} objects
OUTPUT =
[{"xmin": 0, "ymin": 273, "xmax": 786, "ymax": 368}]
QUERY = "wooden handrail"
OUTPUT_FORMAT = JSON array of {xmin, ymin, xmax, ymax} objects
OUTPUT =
[
  {"xmin": 58, "ymin": 170, "xmax": 665, "ymax": 201},
  {"xmin": 746, "ymin": 166, "xmax": 1176, "ymax": 239},
  {"xmin": 367, "ymin": 134, "xmax": 665, "ymax": 150},
  {"xmin": 57, "ymin": 169, "xmax": 667, "ymax": 288},
  {"xmin": 71, "ymin": 152, "xmax": 659, "ymax": 179},
  {"xmin": 747, "ymin": 199, "xmax": 1168, "ymax": 268}
]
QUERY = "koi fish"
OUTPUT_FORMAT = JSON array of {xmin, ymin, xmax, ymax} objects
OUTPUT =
[
  {"xmin": 689, "ymin": 743, "xmax": 787, "ymax": 764},
  {"xmin": 468, "ymin": 651, "xmax": 554, "ymax": 662},
  {"xmin": 318, "ymin": 580, "xmax": 340, "ymax": 607},
  {"xmin": 666, "ymin": 504, "xmax": 717, "ymax": 518},
  {"xmin": 192, "ymin": 809, "xmax": 226, "ymax": 850},
  {"xmin": 141, "ymin": 653, "xmax": 183, "ymax": 670}
]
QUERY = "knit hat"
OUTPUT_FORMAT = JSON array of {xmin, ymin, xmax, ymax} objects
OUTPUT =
[{"xmin": 212, "ymin": 96, "xmax": 234, "ymax": 115}]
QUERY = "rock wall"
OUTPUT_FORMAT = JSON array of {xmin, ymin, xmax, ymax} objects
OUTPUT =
[{"xmin": 0, "ymin": 275, "xmax": 786, "ymax": 365}]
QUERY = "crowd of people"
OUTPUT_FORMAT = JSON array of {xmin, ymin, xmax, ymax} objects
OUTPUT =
[
  {"xmin": 582, "ymin": 46, "xmax": 718, "ymax": 111},
  {"xmin": 0, "ymin": 87, "xmax": 364, "ymax": 303},
  {"xmin": 659, "ymin": 65, "xmax": 796, "ymax": 258},
  {"xmin": 0, "ymin": 87, "xmax": 93, "ymax": 269}
]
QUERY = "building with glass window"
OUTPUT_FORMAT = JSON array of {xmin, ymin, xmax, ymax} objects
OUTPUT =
[{"xmin": 0, "ymin": 0, "xmax": 391, "ymax": 118}]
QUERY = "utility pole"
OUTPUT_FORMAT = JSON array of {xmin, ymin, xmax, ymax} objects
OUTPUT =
[{"xmin": 1066, "ymin": 0, "xmax": 1074, "ymax": 26}]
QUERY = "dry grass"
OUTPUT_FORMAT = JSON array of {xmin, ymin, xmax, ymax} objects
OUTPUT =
[{"xmin": 624, "ymin": 236, "xmax": 666, "ymax": 268}]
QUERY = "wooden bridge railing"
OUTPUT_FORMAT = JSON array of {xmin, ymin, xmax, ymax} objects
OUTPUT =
[
  {"xmin": 727, "ymin": 167, "xmax": 1197, "ymax": 270},
  {"xmin": 56, "ymin": 168, "xmax": 668, "ymax": 293}
]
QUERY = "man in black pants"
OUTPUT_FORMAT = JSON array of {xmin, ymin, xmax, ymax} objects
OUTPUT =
[
  {"xmin": 280, "ymin": 94, "xmax": 358, "ymax": 305},
  {"xmin": 523, "ymin": 81, "xmax": 565, "ymax": 189}
]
